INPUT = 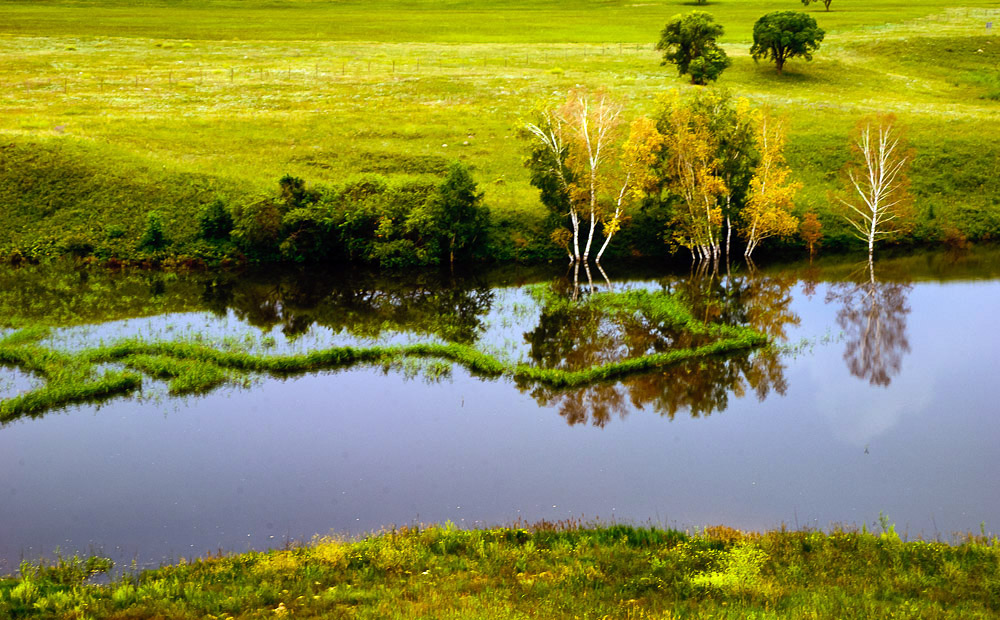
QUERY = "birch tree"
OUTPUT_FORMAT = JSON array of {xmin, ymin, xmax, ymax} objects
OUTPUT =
[
  {"xmin": 525, "ymin": 90, "xmax": 624, "ymax": 263},
  {"xmin": 596, "ymin": 116, "xmax": 665, "ymax": 263},
  {"xmin": 524, "ymin": 109, "xmax": 578, "ymax": 262},
  {"xmin": 560, "ymin": 89, "xmax": 624, "ymax": 262},
  {"xmin": 690, "ymin": 90, "xmax": 759, "ymax": 258},
  {"xmin": 740, "ymin": 111, "xmax": 800, "ymax": 258},
  {"xmin": 656, "ymin": 95, "xmax": 726, "ymax": 261},
  {"xmin": 839, "ymin": 113, "xmax": 913, "ymax": 262}
]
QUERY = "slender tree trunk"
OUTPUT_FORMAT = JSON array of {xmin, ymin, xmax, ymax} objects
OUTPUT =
[
  {"xmin": 725, "ymin": 203, "xmax": 732, "ymax": 260},
  {"xmin": 582, "ymin": 206, "xmax": 597, "ymax": 262},
  {"xmin": 570, "ymin": 210, "xmax": 581, "ymax": 262},
  {"xmin": 596, "ymin": 229, "xmax": 614, "ymax": 264},
  {"xmin": 745, "ymin": 219, "xmax": 758, "ymax": 258}
]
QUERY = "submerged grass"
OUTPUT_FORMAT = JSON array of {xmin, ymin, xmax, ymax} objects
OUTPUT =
[
  {"xmin": 2, "ymin": 523, "xmax": 999, "ymax": 619},
  {"xmin": 0, "ymin": 289, "xmax": 766, "ymax": 421}
]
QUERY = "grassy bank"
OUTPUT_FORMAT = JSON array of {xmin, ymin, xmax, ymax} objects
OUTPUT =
[
  {"xmin": 2, "ymin": 522, "xmax": 999, "ymax": 619},
  {"xmin": 1, "ymin": 1, "xmax": 999, "ymax": 263}
]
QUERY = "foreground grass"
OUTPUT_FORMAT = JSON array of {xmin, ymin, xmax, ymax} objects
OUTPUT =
[
  {"xmin": 0, "ymin": 0, "xmax": 998, "ymax": 261},
  {"xmin": 2, "ymin": 523, "xmax": 999, "ymax": 619}
]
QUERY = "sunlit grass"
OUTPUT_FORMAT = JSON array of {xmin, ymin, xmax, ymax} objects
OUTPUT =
[
  {"xmin": 2, "ymin": 522, "xmax": 999, "ymax": 619},
  {"xmin": 1, "ymin": 0, "xmax": 999, "ymax": 259}
]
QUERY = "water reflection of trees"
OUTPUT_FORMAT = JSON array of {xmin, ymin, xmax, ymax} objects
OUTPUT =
[
  {"xmin": 202, "ymin": 270, "xmax": 495, "ymax": 344},
  {"xmin": 523, "ymin": 263, "xmax": 797, "ymax": 426},
  {"xmin": 527, "ymin": 350, "xmax": 787, "ymax": 427},
  {"xmin": 826, "ymin": 261, "xmax": 911, "ymax": 386}
]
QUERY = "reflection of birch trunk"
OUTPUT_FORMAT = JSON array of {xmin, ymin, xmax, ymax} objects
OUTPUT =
[
  {"xmin": 596, "ymin": 261, "xmax": 612, "ymax": 290},
  {"xmin": 571, "ymin": 261, "xmax": 580, "ymax": 301},
  {"xmin": 826, "ymin": 260, "xmax": 911, "ymax": 386}
]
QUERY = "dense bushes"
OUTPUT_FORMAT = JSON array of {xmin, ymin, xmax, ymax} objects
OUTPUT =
[{"xmin": 205, "ymin": 163, "xmax": 494, "ymax": 268}]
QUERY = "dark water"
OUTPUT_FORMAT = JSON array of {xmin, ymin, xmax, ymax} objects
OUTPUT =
[{"xmin": 2, "ymin": 251, "xmax": 1000, "ymax": 572}]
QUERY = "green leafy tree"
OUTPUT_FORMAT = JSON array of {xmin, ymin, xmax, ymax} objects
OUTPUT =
[
  {"xmin": 412, "ymin": 162, "xmax": 489, "ymax": 266},
  {"xmin": 197, "ymin": 199, "xmax": 234, "ymax": 241},
  {"xmin": 750, "ymin": 11, "xmax": 825, "ymax": 74},
  {"xmin": 801, "ymin": 0, "xmax": 833, "ymax": 12},
  {"xmin": 688, "ymin": 89, "xmax": 759, "ymax": 257},
  {"xmin": 656, "ymin": 12, "xmax": 731, "ymax": 85},
  {"xmin": 231, "ymin": 199, "xmax": 283, "ymax": 261}
]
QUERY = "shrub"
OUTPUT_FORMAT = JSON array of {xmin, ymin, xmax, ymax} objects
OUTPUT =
[
  {"xmin": 231, "ymin": 200, "xmax": 283, "ymax": 260},
  {"xmin": 198, "ymin": 199, "xmax": 234, "ymax": 241},
  {"xmin": 279, "ymin": 206, "xmax": 337, "ymax": 263},
  {"xmin": 138, "ymin": 211, "xmax": 169, "ymax": 252}
]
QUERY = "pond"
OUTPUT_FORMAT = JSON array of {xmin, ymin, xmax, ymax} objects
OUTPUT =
[{"xmin": 1, "ymin": 250, "xmax": 999, "ymax": 573}]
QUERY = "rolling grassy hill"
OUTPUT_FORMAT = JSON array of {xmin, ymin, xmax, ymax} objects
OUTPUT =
[{"xmin": 1, "ymin": 0, "xmax": 998, "ymax": 260}]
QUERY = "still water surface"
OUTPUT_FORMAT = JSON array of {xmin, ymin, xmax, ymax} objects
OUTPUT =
[{"xmin": 1, "ymin": 251, "xmax": 999, "ymax": 571}]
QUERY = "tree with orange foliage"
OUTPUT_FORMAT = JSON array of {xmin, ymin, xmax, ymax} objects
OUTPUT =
[{"xmin": 800, "ymin": 211, "xmax": 823, "ymax": 257}]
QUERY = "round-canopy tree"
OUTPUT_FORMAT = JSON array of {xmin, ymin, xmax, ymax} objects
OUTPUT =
[
  {"xmin": 801, "ymin": 0, "xmax": 833, "ymax": 12},
  {"xmin": 750, "ymin": 11, "xmax": 825, "ymax": 74},
  {"xmin": 656, "ymin": 11, "xmax": 730, "ymax": 85}
]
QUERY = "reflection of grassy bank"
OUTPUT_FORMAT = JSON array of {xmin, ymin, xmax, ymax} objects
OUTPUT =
[
  {"xmin": 0, "ymin": 289, "xmax": 766, "ymax": 421},
  {"xmin": 3, "ymin": 522, "xmax": 999, "ymax": 619}
]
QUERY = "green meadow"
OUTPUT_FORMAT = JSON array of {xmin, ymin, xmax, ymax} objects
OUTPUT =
[{"xmin": 1, "ymin": 0, "xmax": 999, "ymax": 262}]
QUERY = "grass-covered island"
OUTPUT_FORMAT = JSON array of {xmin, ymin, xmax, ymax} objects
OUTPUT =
[{"xmin": 2, "ymin": 522, "xmax": 999, "ymax": 619}]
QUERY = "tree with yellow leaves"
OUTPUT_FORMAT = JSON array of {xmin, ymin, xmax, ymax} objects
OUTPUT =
[
  {"xmin": 524, "ymin": 90, "xmax": 624, "ymax": 263},
  {"xmin": 560, "ymin": 89, "xmax": 625, "ymax": 263},
  {"xmin": 656, "ymin": 95, "xmax": 727, "ymax": 261},
  {"xmin": 595, "ymin": 116, "xmax": 666, "ymax": 263},
  {"xmin": 740, "ymin": 110, "xmax": 800, "ymax": 259}
]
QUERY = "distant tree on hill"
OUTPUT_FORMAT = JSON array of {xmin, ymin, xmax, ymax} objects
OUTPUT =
[
  {"xmin": 801, "ymin": 0, "xmax": 833, "ymax": 12},
  {"xmin": 750, "ymin": 12, "xmax": 825, "ymax": 74},
  {"xmin": 657, "ymin": 12, "xmax": 730, "ymax": 85}
]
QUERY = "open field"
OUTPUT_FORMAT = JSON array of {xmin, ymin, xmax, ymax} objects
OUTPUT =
[{"xmin": 1, "ymin": 0, "xmax": 999, "ymax": 260}]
